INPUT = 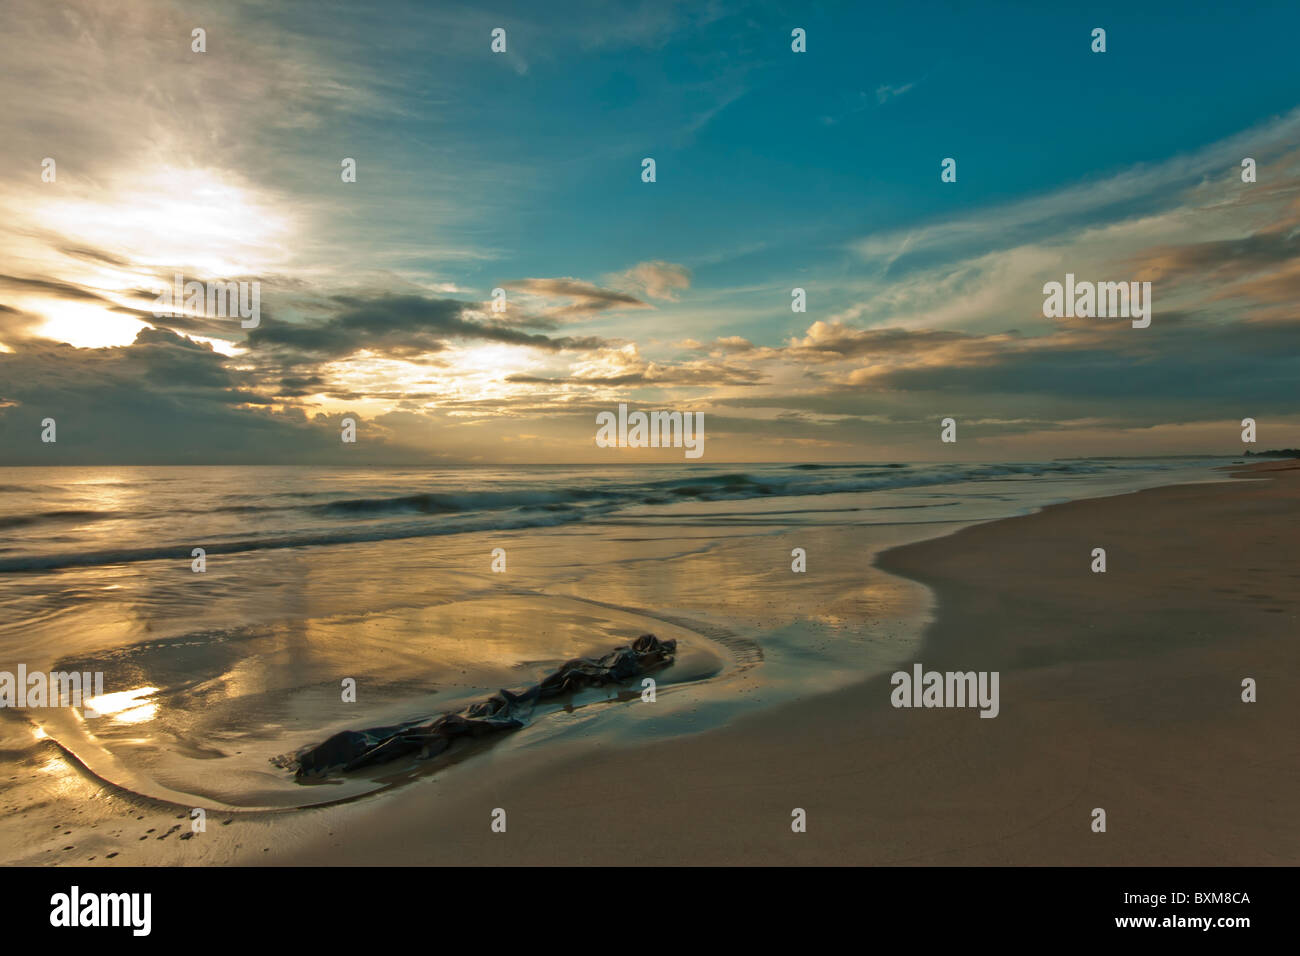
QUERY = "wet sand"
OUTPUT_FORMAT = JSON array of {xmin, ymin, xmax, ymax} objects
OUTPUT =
[
  {"xmin": 1, "ymin": 495, "xmax": 939, "ymax": 864},
  {"xmin": 263, "ymin": 461, "xmax": 1298, "ymax": 865}
]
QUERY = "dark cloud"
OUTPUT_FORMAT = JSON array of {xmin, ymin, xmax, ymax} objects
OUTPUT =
[
  {"xmin": 248, "ymin": 293, "xmax": 611, "ymax": 359},
  {"xmin": 57, "ymin": 244, "xmax": 134, "ymax": 268},
  {"xmin": 788, "ymin": 323, "xmax": 977, "ymax": 362},
  {"xmin": 502, "ymin": 278, "xmax": 650, "ymax": 318},
  {"xmin": 862, "ymin": 317, "xmax": 1300, "ymax": 422},
  {"xmin": 109, "ymin": 302, "xmax": 252, "ymax": 339},
  {"xmin": 277, "ymin": 374, "xmax": 327, "ymax": 397},
  {"xmin": 1131, "ymin": 226, "xmax": 1300, "ymax": 283},
  {"xmin": 0, "ymin": 328, "xmax": 409, "ymax": 464},
  {"xmin": 0, "ymin": 273, "xmax": 117, "ymax": 303}
]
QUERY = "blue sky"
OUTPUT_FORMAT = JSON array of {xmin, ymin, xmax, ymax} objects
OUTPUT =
[
  {"xmin": 1, "ymin": 0, "xmax": 1298, "ymax": 462},
  {"xmin": 290, "ymin": 0, "xmax": 1300, "ymax": 305}
]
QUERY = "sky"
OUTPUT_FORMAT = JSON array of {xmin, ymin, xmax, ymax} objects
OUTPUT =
[{"xmin": 1, "ymin": 0, "xmax": 1298, "ymax": 464}]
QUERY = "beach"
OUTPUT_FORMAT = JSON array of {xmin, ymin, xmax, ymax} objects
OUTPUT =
[
  {"xmin": 266, "ymin": 460, "xmax": 1300, "ymax": 866},
  {"xmin": 1, "ymin": 458, "xmax": 1294, "ymax": 866}
]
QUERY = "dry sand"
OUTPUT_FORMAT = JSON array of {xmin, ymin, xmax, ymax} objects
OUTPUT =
[{"xmin": 263, "ymin": 461, "xmax": 1299, "ymax": 865}]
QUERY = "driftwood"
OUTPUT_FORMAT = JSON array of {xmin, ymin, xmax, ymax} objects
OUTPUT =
[{"xmin": 274, "ymin": 633, "xmax": 676, "ymax": 777}]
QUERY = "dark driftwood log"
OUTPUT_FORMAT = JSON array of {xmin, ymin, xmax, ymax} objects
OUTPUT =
[{"xmin": 275, "ymin": 633, "xmax": 676, "ymax": 777}]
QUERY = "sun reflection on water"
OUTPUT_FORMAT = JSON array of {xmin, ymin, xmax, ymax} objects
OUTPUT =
[{"xmin": 83, "ymin": 686, "xmax": 159, "ymax": 724}]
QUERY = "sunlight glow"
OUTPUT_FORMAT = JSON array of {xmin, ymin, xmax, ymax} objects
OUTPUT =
[
  {"xmin": 313, "ymin": 343, "xmax": 549, "ymax": 413},
  {"xmin": 28, "ymin": 299, "xmax": 148, "ymax": 349},
  {"xmin": 83, "ymin": 686, "xmax": 159, "ymax": 725},
  {"xmin": 32, "ymin": 165, "xmax": 294, "ymax": 278}
]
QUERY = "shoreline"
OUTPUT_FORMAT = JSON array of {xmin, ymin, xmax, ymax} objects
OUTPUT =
[
  {"xmin": 253, "ymin": 460, "xmax": 1297, "ymax": 865},
  {"xmin": 3, "ymin": 459, "xmax": 1291, "ymax": 865}
]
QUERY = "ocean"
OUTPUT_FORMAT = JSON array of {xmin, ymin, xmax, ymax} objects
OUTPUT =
[{"xmin": 0, "ymin": 458, "xmax": 1226, "ymax": 572}]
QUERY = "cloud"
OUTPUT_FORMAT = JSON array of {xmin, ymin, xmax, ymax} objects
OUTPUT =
[
  {"xmin": 501, "ymin": 277, "xmax": 651, "ymax": 318},
  {"xmin": 505, "ymin": 341, "xmax": 762, "ymax": 388},
  {"xmin": 789, "ymin": 321, "xmax": 974, "ymax": 361},
  {"xmin": 0, "ymin": 327, "xmax": 400, "ymax": 464},
  {"xmin": 605, "ymin": 260, "xmax": 692, "ymax": 301},
  {"xmin": 0, "ymin": 273, "xmax": 118, "ymax": 304},
  {"xmin": 1129, "ymin": 201, "xmax": 1300, "ymax": 285},
  {"xmin": 246, "ymin": 293, "xmax": 612, "ymax": 360},
  {"xmin": 850, "ymin": 109, "xmax": 1300, "ymax": 278},
  {"xmin": 504, "ymin": 364, "xmax": 760, "ymax": 387},
  {"xmin": 875, "ymin": 82, "xmax": 915, "ymax": 104},
  {"xmin": 864, "ymin": 317, "xmax": 1300, "ymax": 421},
  {"xmin": 820, "ymin": 81, "xmax": 918, "ymax": 126},
  {"xmin": 709, "ymin": 335, "xmax": 757, "ymax": 353}
]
